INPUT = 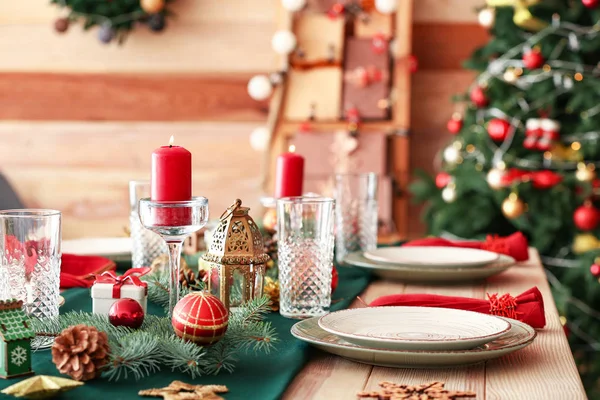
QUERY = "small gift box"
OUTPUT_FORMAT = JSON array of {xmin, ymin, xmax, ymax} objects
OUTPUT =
[{"xmin": 91, "ymin": 267, "xmax": 150, "ymax": 314}]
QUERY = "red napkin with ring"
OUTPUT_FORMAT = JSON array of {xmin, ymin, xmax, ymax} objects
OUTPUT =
[
  {"xmin": 369, "ymin": 287, "xmax": 545, "ymax": 328},
  {"xmin": 60, "ymin": 254, "xmax": 116, "ymax": 289},
  {"xmin": 402, "ymin": 232, "xmax": 529, "ymax": 262}
]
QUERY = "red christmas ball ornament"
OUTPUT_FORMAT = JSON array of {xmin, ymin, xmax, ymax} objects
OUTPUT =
[
  {"xmin": 574, "ymin": 202, "xmax": 600, "ymax": 231},
  {"xmin": 522, "ymin": 49, "xmax": 544, "ymax": 69},
  {"xmin": 582, "ymin": 0, "xmax": 599, "ymax": 8},
  {"xmin": 469, "ymin": 86, "xmax": 488, "ymax": 108},
  {"xmin": 590, "ymin": 263, "xmax": 600, "ymax": 277},
  {"xmin": 487, "ymin": 118, "xmax": 511, "ymax": 141},
  {"xmin": 435, "ymin": 172, "xmax": 452, "ymax": 189},
  {"xmin": 409, "ymin": 54, "xmax": 419, "ymax": 74},
  {"xmin": 172, "ymin": 292, "xmax": 229, "ymax": 345},
  {"xmin": 331, "ymin": 265, "xmax": 339, "ymax": 293},
  {"xmin": 371, "ymin": 33, "xmax": 388, "ymax": 54},
  {"xmin": 446, "ymin": 115, "xmax": 463, "ymax": 134},
  {"xmin": 108, "ymin": 298, "xmax": 145, "ymax": 329}
]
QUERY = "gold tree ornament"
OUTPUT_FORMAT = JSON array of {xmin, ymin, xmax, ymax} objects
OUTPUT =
[
  {"xmin": 202, "ymin": 199, "xmax": 270, "ymax": 309},
  {"xmin": 1, "ymin": 376, "xmax": 84, "ymax": 399},
  {"xmin": 141, "ymin": 0, "xmax": 165, "ymax": 13},
  {"xmin": 575, "ymin": 162, "xmax": 596, "ymax": 182},
  {"xmin": 502, "ymin": 192, "xmax": 525, "ymax": 219}
]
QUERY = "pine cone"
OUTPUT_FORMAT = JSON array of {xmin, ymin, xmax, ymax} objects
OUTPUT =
[
  {"xmin": 51, "ymin": 324, "xmax": 110, "ymax": 381},
  {"xmin": 180, "ymin": 267, "xmax": 197, "ymax": 288}
]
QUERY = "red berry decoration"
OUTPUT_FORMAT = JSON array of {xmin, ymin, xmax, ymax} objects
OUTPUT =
[
  {"xmin": 590, "ymin": 263, "xmax": 600, "ymax": 277},
  {"xmin": 172, "ymin": 292, "xmax": 229, "ymax": 345},
  {"xmin": 574, "ymin": 202, "xmax": 600, "ymax": 231},
  {"xmin": 331, "ymin": 265, "xmax": 339, "ymax": 293},
  {"xmin": 487, "ymin": 118, "xmax": 511, "ymax": 141},
  {"xmin": 523, "ymin": 49, "xmax": 544, "ymax": 69},
  {"xmin": 446, "ymin": 115, "xmax": 463, "ymax": 134},
  {"xmin": 108, "ymin": 298, "xmax": 145, "ymax": 329},
  {"xmin": 409, "ymin": 54, "xmax": 419, "ymax": 74},
  {"xmin": 470, "ymin": 86, "xmax": 488, "ymax": 108},
  {"xmin": 435, "ymin": 172, "xmax": 452, "ymax": 189},
  {"xmin": 582, "ymin": 0, "xmax": 599, "ymax": 8}
]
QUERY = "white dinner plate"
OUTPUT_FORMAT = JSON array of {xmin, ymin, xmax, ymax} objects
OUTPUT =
[
  {"xmin": 363, "ymin": 247, "xmax": 499, "ymax": 268},
  {"xmin": 62, "ymin": 237, "xmax": 132, "ymax": 261},
  {"xmin": 318, "ymin": 306, "xmax": 511, "ymax": 351},
  {"xmin": 343, "ymin": 252, "xmax": 515, "ymax": 283},
  {"xmin": 292, "ymin": 316, "xmax": 535, "ymax": 368}
]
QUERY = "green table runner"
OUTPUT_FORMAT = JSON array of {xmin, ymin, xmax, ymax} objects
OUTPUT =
[{"xmin": 0, "ymin": 267, "xmax": 371, "ymax": 400}]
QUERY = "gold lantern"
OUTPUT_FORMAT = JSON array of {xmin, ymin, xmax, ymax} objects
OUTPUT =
[{"xmin": 202, "ymin": 199, "xmax": 269, "ymax": 309}]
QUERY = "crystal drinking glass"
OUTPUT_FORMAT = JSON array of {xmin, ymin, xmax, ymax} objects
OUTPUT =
[
  {"xmin": 0, "ymin": 209, "xmax": 61, "ymax": 349},
  {"xmin": 138, "ymin": 197, "xmax": 209, "ymax": 316},
  {"xmin": 334, "ymin": 173, "xmax": 378, "ymax": 264},
  {"xmin": 277, "ymin": 197, "xmax": 335, "ymax": 319},
  {"xmin": 129, "ymin": 181, "xmax": 168, "ymax": 269}
]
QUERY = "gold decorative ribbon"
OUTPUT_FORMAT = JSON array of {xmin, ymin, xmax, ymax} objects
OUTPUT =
[{"xmin": 486, "ymin": 0, "xmax": 548, "ymax": 31}]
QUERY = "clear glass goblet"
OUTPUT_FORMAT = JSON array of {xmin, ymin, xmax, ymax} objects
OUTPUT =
[{"xmin": 138, "ymin": 197, "xmax": 209, "ymax": 316}]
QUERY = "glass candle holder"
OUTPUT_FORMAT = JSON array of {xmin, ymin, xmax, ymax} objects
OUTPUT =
[
  {"xmin": 138, "ymin": 197, "xmax": 209, "ymax": 316},
  {"xmin": 129, "ymin": 181, "xmax": 168, "ymax": 269},
  {"xmin": 0, "ymin": 209, "xmax": 61, "ymax": 349},
  {"xmin": 334, "ymin": 173, "xmax": 378, "ymax": 264},
  {"xmin": 277, "ymin": 197, "xmax": 335, "ymax": 319}
]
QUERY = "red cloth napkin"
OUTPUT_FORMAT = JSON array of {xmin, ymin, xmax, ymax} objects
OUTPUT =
[
  {"xmin": 369, "ymin": 287, "xmax": 546, "ymax": 328},
  {"xmin": 60, "ymin": 254, "xmax": 116, "ymax": 289},
  {"xmin": 402, "ymin": 232, "xmax": 529, "ymax": 262}
]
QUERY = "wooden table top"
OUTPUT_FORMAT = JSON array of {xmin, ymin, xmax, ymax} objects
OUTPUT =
[{"xmin": 283, "ymin": 249, "xmax": 587, "ymax": 400}]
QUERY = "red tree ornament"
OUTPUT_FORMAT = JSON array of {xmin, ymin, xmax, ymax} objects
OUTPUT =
[
  {"xmin": 574, "ymin": 202, "xmax": 600, "ymax": 231},
  {"xmin": 371, "ymin": 33, "xmax": 388, "ymax": 54},
  {"xmin": 108, "ymin": 298, "xmax": 145, "ymax": 329},
  {"xmin": 522, "ymin": 49, "xmax": 544, "ymax": 69},
  {"xmin": 590, "ymin": 263, "xmax": 600, "ymax": 277},
  {"xmin": 331, "ymin": 265, "xmax": 339, "ymax": 293},
  {"xmin": 470, "ymin": 86, "xmax": 488, "ymax": 107},
  {"xmin": 487, "ymin": 118, "xmax": 511, "ymax": 141},
  {"xmin": 582, "ymin": 0, "xmax": 599, "ymax": 8},
  {"xmin": 446, "ymin": 115, "xmax": 463, "ymax": 134},
  {"xmin": 408, "ymin": 54, "xmax": 419, "ymax": 74},
  {"xmin": 435, "ymin": 172, "xmax": 452, "ymax": 189},
  {"xmin": 172, "ymin": 292, "xmax": 229, "ymax": 345}
]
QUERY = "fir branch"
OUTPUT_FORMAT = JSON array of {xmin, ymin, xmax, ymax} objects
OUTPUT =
[
  {"xmin": 158, "ymin": 336, "xmax": 209, "ymax": 378},
  {"xmin": 106, "ymin": 331, "xmax": 162, "ymax": 381},
  {"xmin": 234, "ymin": 295, "xmax": 273, "ymax": 327}
]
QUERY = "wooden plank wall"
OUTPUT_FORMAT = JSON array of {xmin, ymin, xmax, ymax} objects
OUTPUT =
[{"xmin": 0, "ymin": 0, "xmax": 487, "ymax": 239}]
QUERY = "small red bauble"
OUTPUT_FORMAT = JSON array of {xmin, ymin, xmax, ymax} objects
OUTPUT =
[
  {"xmin": 435, "ymin": 172, "xmax": 452, "ymax": 189},
  {"xmin": 574, "ymin": 203, "xmax": 600, "ymax": 231},
  {"xmin": 522, "ymin": 49, "xmax": 544, "ymax": 69},
  {"xmin": 487, "ymin": 118, "xmax": 511, "ymax": 141},
  {"xmin": 371, "ymin": 33, "xmax": 388, "ymax": 54},
  {"xmin": 409, "ymin": 54, "xmax": 419, "ymax": 74},
  {"xmin": 582, "ymin": 0, "xmax": 599, "ymax": 8},
  {"xmin": 331, "ymin": 265, "xmax": 339, "ymax": 293},
  {"xmin": 172, "ymin": 292, "xmax": 229, "ymax": 345},
  {"xmin": 446, "ymin": 116, "xmax": 463, "ymax": 134},
  {"xmin": 590, "ymin": 263, "xmax": 600, "ymax": 277},
  {"xmin": 470, "ymin": 86, "xmax": 488, "ymax": 108},
  {"xmin": 108, "ymin": 298, "xmax": 145, "ymax": 329}
]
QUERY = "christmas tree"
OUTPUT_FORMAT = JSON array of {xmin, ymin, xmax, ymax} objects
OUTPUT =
[{"xmin": 411, "ymin": 1, "xmax": 600, "ymax": 394}]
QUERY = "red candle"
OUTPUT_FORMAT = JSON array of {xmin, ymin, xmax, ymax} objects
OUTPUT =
[
  {"xmin": 275, "ymin": 145, "xmax": 304, "ymax": 198},
  {"xmin": 151, "ymin": 136, "xmax": 192, "ymax": 201}
]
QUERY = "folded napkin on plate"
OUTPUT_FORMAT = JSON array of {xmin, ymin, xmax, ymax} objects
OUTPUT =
[
  {"xmin": 60, "ymin": 254, "xmax": 116, "ymax": 289},
  {"xmin": 402, "ymin": 232, "xmax": 529, "ymax": 262},
  {"xmin": 369, "ymin": 287, "xmax": 545, "ymax": 328}
]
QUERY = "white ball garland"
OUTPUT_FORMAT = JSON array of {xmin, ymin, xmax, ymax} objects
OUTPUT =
[
  {"xmin": 247, "ymin": 75, "xmax": 273, "ymax": 101},
  {"xmin": 441, "ymin": 186, "xmax": 457, "ymax": 203},
  {"xmin": 443, "ymin": 145, "xmax": 461, "ymax": 164},
  {"xmin": 281, "ymin": 0, "xmax": 306, "ymax": 12},
  {"xmin": 271, "ymin": 30, "xmax": 297, "ymax": 55},
  {"xmin": 249, "ymin": 127, "xmax": 270, "ymax": 151},
  {"xmin": 375, "ymin": 0, "xmax": 397, "ymax": 14},
  {"xmin": 478, "ymin": 8, "xmax": 495, "ymax": 28},
  {"xmin": 486, "ymin": 168, "xmax": 506, "ymax": 189}
]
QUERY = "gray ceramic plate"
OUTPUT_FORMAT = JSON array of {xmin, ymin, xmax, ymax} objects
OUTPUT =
[
  {"xmin": 291, "ymin": 316, "xmax": 535, "ymax": 368},
  {"xmin": 343, "ymin": 252, "xmax": 516, "ymax": 283}
]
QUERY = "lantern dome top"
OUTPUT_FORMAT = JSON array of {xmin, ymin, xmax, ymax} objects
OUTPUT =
[{"xmin": 202, "ymin": 199, "xmax": 270, "ymax": 265}]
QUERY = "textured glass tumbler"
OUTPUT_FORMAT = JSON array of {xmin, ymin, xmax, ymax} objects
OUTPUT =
[
  {"xmin": 334, "ymin": 173, "xmax": 379, "ymax": 264},
  {"xmin": 0, "ymin": 210, "xmax": 61, "ymax": 349},
  {"xmin": 129, "ymin": 181, "xmax": 168, "ymax": 269},
  {"xmin": 277, "ymin": 197, "xmax": 335, "ymax": 319}
]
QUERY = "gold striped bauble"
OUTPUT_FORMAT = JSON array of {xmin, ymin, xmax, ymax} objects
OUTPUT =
[{"xmin": 171, "ymin": 292, "xmax": 229, "ymax": 345}]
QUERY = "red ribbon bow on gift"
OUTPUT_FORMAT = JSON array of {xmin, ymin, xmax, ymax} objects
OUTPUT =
[{"xmin": 94, "ymin": 267, "xmax": 151, "ymax": 298}]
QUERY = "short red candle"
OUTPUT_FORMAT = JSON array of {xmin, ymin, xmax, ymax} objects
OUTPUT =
[
  {"xmin": 275, "ymin": 145, "xmax": 304, "ymax": 198},
  {"xmin": 151, "ymin": 137, "xmax": 192, "ymax": 201}
]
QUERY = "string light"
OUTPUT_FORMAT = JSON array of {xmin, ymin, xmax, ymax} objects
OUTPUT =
[{"xmin": 575, "ymin": 72, "xmax": 584, "ymax": 81}]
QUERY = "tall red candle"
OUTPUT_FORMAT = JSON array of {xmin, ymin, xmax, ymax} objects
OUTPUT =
[
  {"xmin": 151, "ymin": 136, "xmax": 192, "ymax": 201},
  {"xmin": 275, "ymin": 145, "xmax": 304, "ymax": 198}
]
